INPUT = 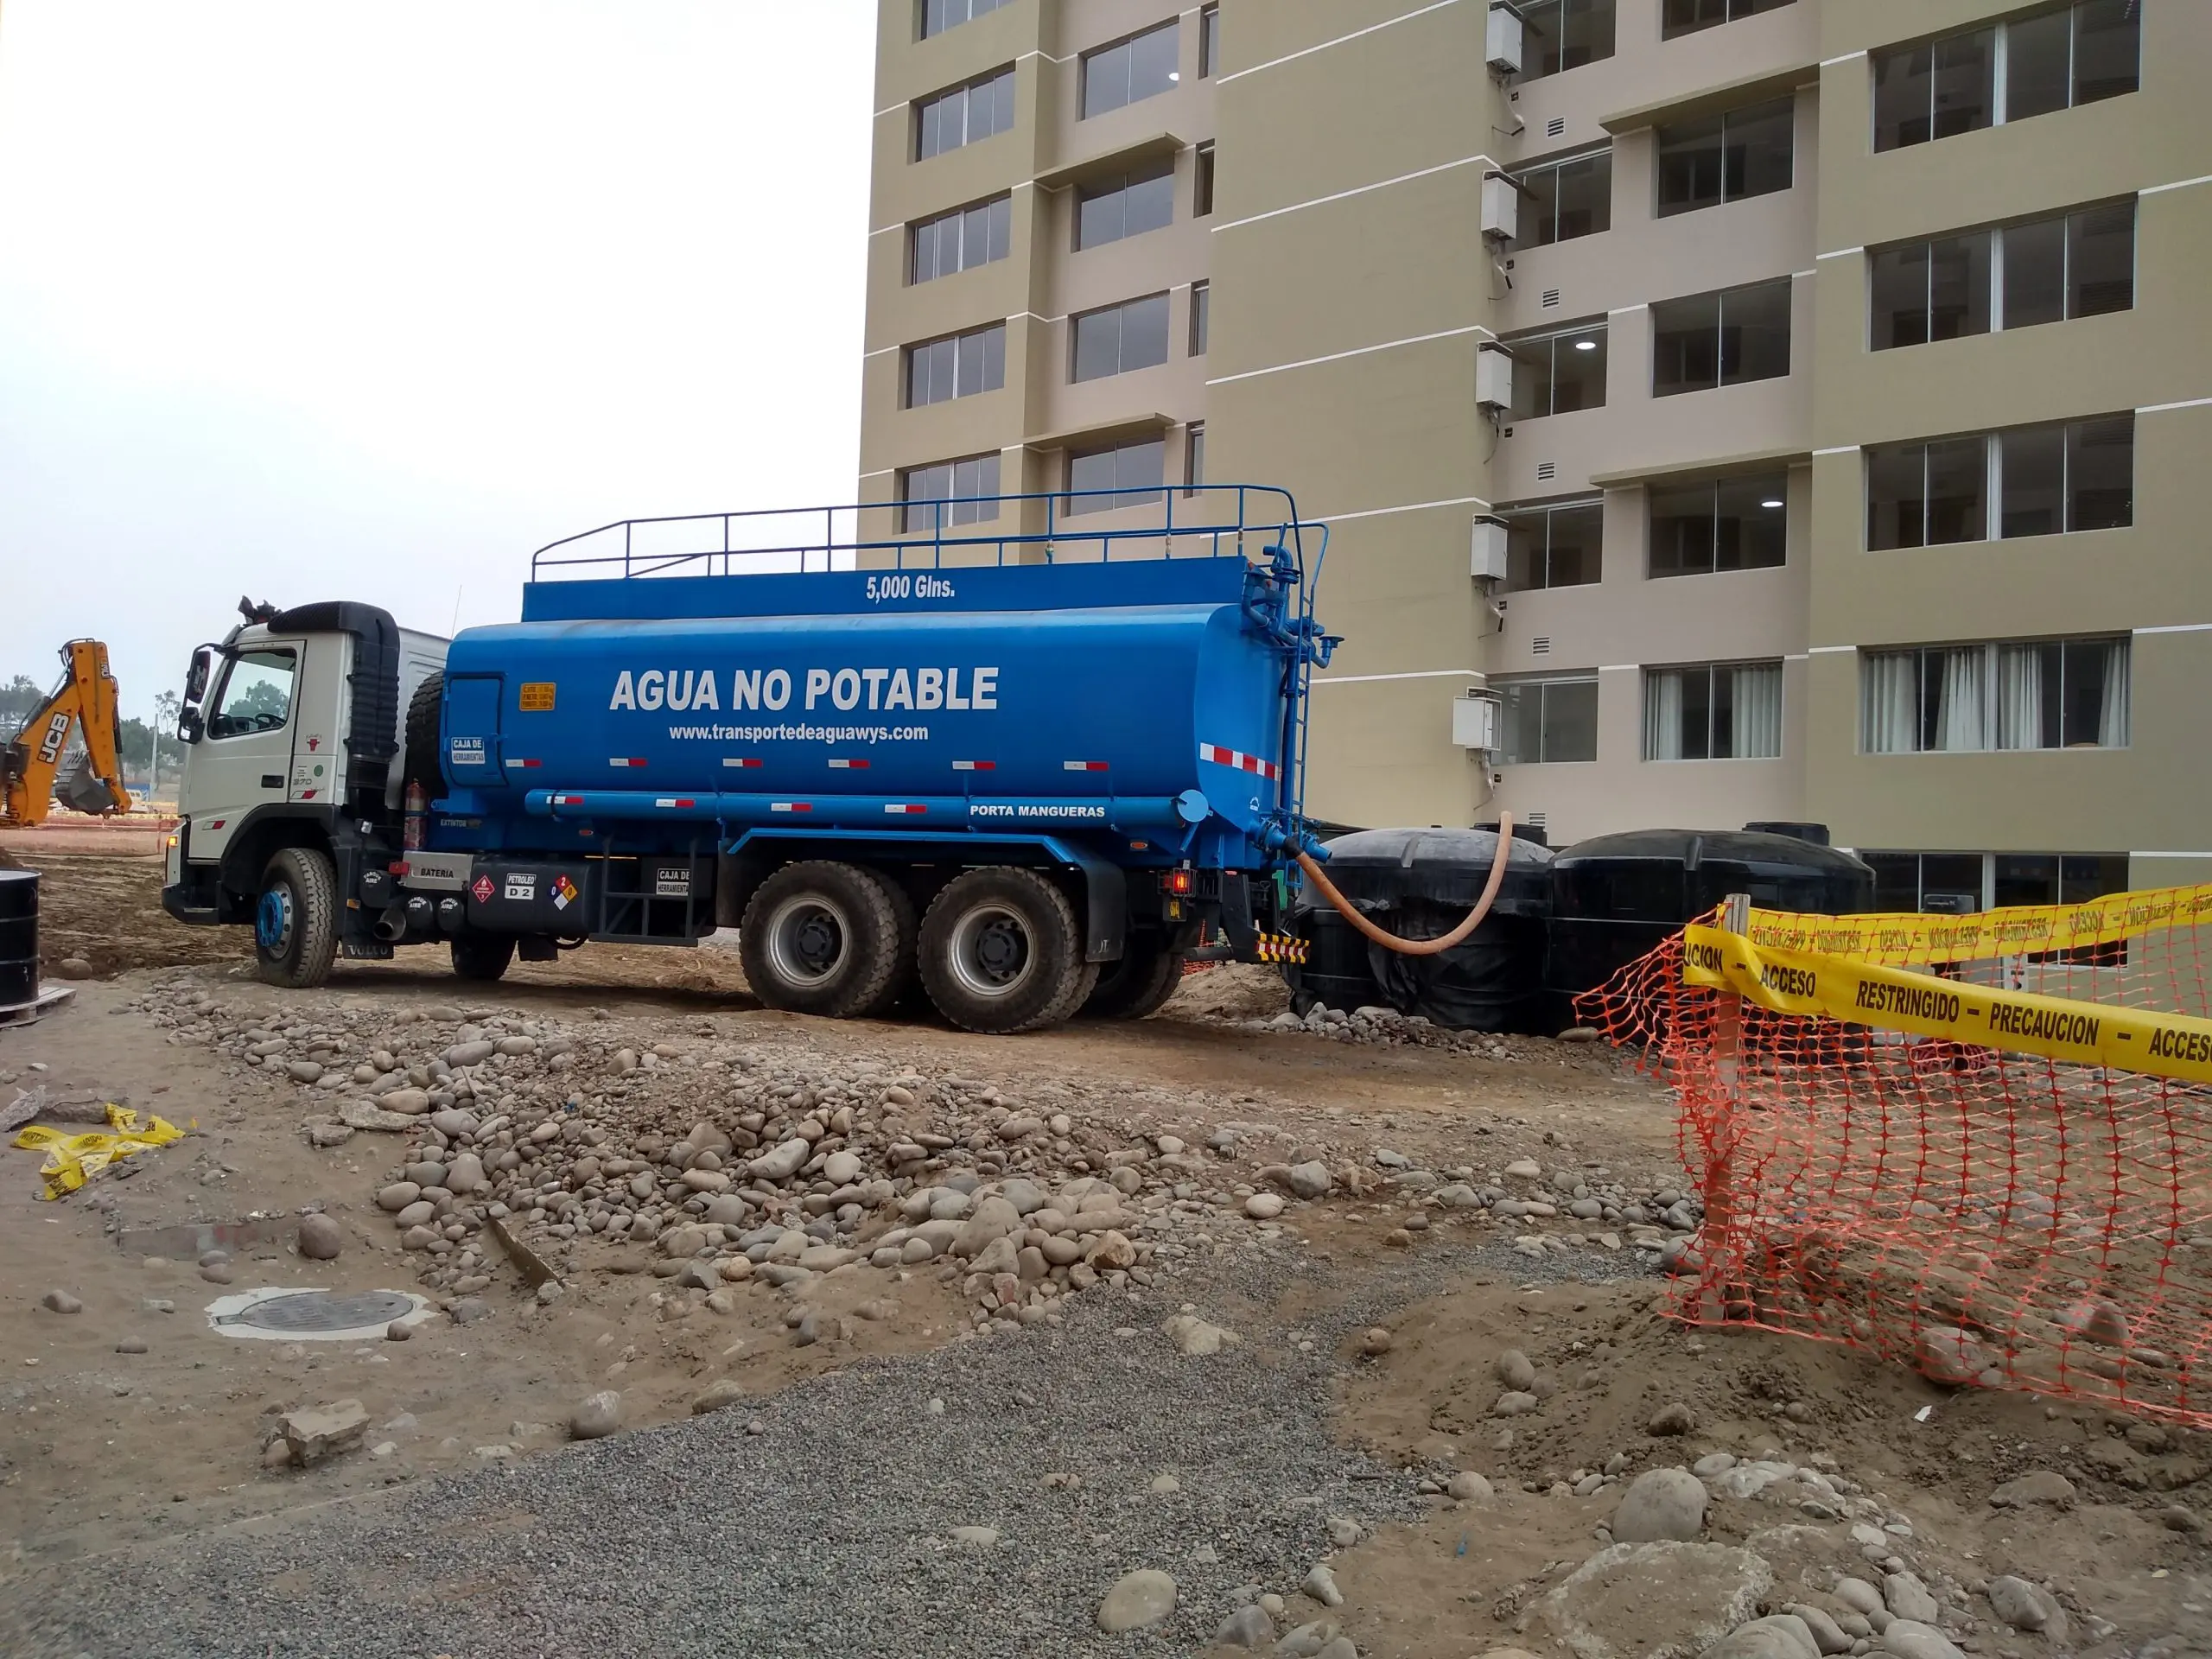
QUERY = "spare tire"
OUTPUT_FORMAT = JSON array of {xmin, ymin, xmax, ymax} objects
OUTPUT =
[{"xmin": 403, "ymin": 671, "xmax": 444, "ymax": 799}]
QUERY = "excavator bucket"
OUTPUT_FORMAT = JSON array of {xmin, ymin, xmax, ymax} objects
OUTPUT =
[{"xmin": 57, "ymin": 768, "xmax": 126, "ymax": 817}]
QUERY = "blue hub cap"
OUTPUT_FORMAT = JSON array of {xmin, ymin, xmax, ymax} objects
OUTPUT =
[{"xmin": 256, "ymin": 887, "xmax": 291, "ymax": 951}]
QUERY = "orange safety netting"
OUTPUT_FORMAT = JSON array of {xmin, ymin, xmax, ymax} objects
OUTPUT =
[{"xmin": 1576, "ymin": 887, "xmax": 2212, "ymax": 1428}]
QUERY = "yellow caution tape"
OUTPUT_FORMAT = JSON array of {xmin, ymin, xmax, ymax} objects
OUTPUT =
[
  {"xmin": 1683, "ymin": 924, "xmax": 2212, "ymax": 1086},
  {"xmin": 11, "ymin": 1103, "xmax": 185, "ymax": 1199},
  {"xmin": 1741, "ymin": 883, "xmax": 2212, "ymax": 967}
]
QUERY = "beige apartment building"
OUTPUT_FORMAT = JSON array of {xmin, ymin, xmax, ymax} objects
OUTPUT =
[{"xmin": 860, "ymin": 0, "xmax": 2209, "ymax": 911}]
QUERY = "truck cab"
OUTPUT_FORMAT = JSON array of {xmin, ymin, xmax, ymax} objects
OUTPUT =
[{"xmin": 164, "ymin": 601, "xmax": 448, "ymax": 985}]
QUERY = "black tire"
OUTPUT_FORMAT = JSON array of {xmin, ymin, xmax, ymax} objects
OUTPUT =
[
  {"xmin": 918, "ymin": 868, "xmax": 1093, "ymax": 1034},
  {"xmin": 402, "ymin": 671, "xmax": 444, "ymax": 798},
  {"xmin": 254, "ymin": 845, "xmax": 340, "ymax": 988},
  {"xmin": 739, "ymin": 861, "xmax": 903, "ymax": 1019},
  {"xmin": 451, "ymin": 933, "xmax": 516, "ymax": 982},
  {"xmin": 852, "ymin": 871, "xmax": 918, "ymax": 1019},
  {"xmin": 1083, "ymin": 935, "xmax": 1186, "ymax": 1020}
]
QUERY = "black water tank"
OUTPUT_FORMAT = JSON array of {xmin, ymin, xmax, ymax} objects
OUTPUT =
[
  {"xmin": 1290, "ymin": 827, "xmax": 1557, "ymax": 1033},
  {"xmin": 0, "ymin": 868, "xmax": 37, "ymax": 1008},
  {"xmin": 1545, "ymin": 829, "xmax": 1874, "ymax": 997}
]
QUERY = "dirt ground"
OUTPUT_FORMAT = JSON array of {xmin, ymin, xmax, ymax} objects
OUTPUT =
[{"xmin": 1, "ymin": 853, "xmax": 2205, "ymax": 1656}]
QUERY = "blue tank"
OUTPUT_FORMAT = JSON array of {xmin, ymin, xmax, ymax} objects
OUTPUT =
[{"xmin": 432, "ymin": 551, "xmax": 1333, "ymax": 873}]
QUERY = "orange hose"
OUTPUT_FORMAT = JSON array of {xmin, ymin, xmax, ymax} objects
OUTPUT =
[{"xmin": 1295, "ymin": 811, "xmax": 1516, "ymax": 957}]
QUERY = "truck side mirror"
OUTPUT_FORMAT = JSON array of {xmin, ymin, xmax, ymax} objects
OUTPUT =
[
  {"xmin": 177, "ymin": 707, "xmax": 203, "ymax": 744},
  {"xmin": 183, "ymin": 647, "xmax": 213, "ymax": 706}
]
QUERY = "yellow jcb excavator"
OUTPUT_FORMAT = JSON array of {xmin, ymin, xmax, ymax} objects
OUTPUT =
[{"xmin": 1, "ymin": 640, "xmax": 130, "ymax": 828}]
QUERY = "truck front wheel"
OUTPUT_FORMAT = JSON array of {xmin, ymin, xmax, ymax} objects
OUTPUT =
[
  {"xmin": 740, "ymin": 861, "xmax": 905, "ymax": 1019},
  {"xmin": 451, "ymin": 933, "xmax": 516, "ymax": 982},
  {"xmin": 253, "ymin": 846, "xmax": 340, "ymax": 988},
  {"xmin": 919, "ymin": 868, "xmax": 1096, "ymax": 1034}
]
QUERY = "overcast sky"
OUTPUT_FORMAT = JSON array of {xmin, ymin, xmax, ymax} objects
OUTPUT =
[{"xmin": 0, "ymin": 1, "xmax": 874, "ymax": 723}]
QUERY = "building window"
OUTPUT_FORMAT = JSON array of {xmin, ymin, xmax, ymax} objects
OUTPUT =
[
  {"xmin": 906, "ymin": 322, "xmax": 1006, "ymax": 408},
  {"xmin": 1865, "ymin": 850, "xmax": 2130, "ymax": 914},
  {"xmin": 1200, "ymin": 4, "xmax": 1220, "ymax": 76},
  {"xmin": 1510, "ymin": 0, "xmax": 1618, "ymax": 84},
  {"xmin": 1651, "ymin": 277, "xmax": 1791, "ymax": 397},
  {"xmin": 1873, "ymin": 1, "xmax": 2139, "ymax": 154},
  {"xmin": 900, "ymin": 453, "xmax": 1002, "ymax": 533},
  {"xmin": 2005, "ymin": 200, "xmax": 2137, "ymax": 328},
  {"xmin": 1071, "ymin": 293, "xmax": 1170, "ymax": 382},
  {"xmin": 1509, "ymin": 325, "xmax": 1608, "ymax": 419},
  {"xmin": 1661, "ymin": 0, "xmax": 1796, "ymax": 41},
  {"xmin": 1190, "ymin": 281, "xmax": 1210, "ymax": 355},
  {"xmin": 1082, "ymin": 20, "xmax": 1180, "ymax": 120},
  {"xmin": 1656, "ymin": 96, "xmax": 1793, "ymax": 217},
  {"xmin": 1869, "ymin": 200, "xmax": 2135, "ymax": 347},
  {"xmin": 1860, "ymin": 636, "xmax": 2130, "ymax": 753},
  {"xmin": 1511, "ymin": 149, "xmax": 1612, "ymax": 246},
  {"xmin": 1076, "ymin": 162, "xmax": 1174, "ymax": 251},
  {"xmin": 1866, "ymin": 415, "xmax": 2133, "ymax": 548},
  {"xmin": 1499, "ymin": 677, "xmax": 1599, "ymax": 764},
  {"xmin": 1193, "ymin": 142, "xmax": 1216, "ymax": 217},
  {"xmin": 919, "ymin": 0, "xmax": 1011, "ymax": 40},
  {"xmin": 1503, "ymin": 500, "xmax": 1603, "ymax": 592},
  {"xmin": 1644, "ymin": 661, "xmax": 1783, "ymax": 760},
  {"xmin": 1183, "ymin": 422, "xmax": 1206, "ymax": 494},
  {"xmin": 916, "ymin": 67, "xmax": 1016, "ymax": 161},
  {"xmin": 910, "ymin": 194, "xmax": 1012, "ymax": 284},
  {"xmin": 1649, "ymin": 475, "xmax": 1787, "ymax": 576},
  {"xmin": 1066, "ymin": 437, "xmax": 1166, "ymax": 515}
]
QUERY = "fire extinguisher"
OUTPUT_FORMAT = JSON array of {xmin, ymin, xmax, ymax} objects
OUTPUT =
[{"xmin": 403, "ymin": 779, "xmax": 427, "ymax": 851}]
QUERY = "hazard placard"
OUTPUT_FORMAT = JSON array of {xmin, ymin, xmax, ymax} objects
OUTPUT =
[{"xmin": 518, "ymin": 682, "xmax": 556, "ymax": 712}]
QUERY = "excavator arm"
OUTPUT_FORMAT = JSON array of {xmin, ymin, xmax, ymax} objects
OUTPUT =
[{"xmin": 1, "ymin": 640, "xmax": 130, "ymax": 828}]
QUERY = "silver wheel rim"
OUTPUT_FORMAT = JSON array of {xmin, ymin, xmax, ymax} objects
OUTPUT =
[
  {"xmin": 945, "ymin": 901, "xmax": 1036, "ymax": 1001},
  {"xmin": 765, "ymin": 893, "xmax": 849, "ymax": 990}
]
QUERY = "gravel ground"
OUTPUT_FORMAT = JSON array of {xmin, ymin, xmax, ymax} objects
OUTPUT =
[{"xmin": 9, "ymin": 1239, "xmax": 1652, "ymax": 1659}]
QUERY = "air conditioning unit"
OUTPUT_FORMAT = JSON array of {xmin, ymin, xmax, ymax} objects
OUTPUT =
[
  {"xmin": 1453, "ymin": 691, "xmax": 1501, "ymax": 753},
  {"xmin": 1476, "ymin": 343, "xmax": 1514, "ymax": 414},
  {"xmin": 1471, "ymin": 514, "xmax": 1510, "ymax": 582},
  {"xmin": 1481, "ymin": 172, "xmax": 1519, "ymax": 242},
  {"xmin": 1486, "ymin": 3, "xmax": 1524, "ymax": 74}
]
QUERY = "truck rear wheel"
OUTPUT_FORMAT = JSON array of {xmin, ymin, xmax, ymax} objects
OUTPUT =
[
  {"xmin": 253, "ymin": 846, "xmax": 340, "ymax": 988},
  {"xmin": 1083, "ymin": 936, "xmax": 1185, "ymax": 1020},
  {"xmin": 918, "ymin": 868, "xmax": 1095, "ymax": 1034},
  {"xmin": 740, "ymin": 861, "xmax": 904, "ymax": 1019},
  {"xmin": 452, "ymin": 933, "xmax": 515, "ymax": 982}
]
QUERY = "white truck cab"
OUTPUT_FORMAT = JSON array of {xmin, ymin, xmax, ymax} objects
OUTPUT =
[{"xmin": 164, "ymin": 600, "xmax": 446, "ymax": 984}]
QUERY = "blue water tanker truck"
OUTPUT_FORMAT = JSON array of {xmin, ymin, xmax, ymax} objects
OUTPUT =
[{"xmin": 162, "ymin": 488, "xmax": 1344, "ymax": 1033}]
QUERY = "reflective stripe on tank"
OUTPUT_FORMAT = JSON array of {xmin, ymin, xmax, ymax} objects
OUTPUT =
[
  {"xmin": 505, "ymin": 758, "xmax": 542, "ymax": 769},
  {"xmin": 553, "ymin": 795, "xmax": 586, "ymax": 805},
  {"xmin": 654, "ymin": 798, "xmax": 696, "ymax": 809},
  {"xmin": 828, "ymin": 758, "xmax": 870, "ymax": 770},
  {"xmin": 721, "ymin": 758, "xmax": 763, "ymax": 769},
  {"xmin": 1198, "ymin": 742, "xmax": 1280, "ymax": 781},
  {"xmin": 884, "ymin": 804, "xmax": 927, "ymax": 816},
  {"xmin": 610, "ymin": 757, "xmax": 646, "ymax": 767},
  {"xmin": 770, "ymin": 802, "xmax": 814, "ymax": 813},
  {"xmin": 951, "ymin": 760, "xmax": 995, "ymax": 771},
  {"xmin": 1063, "ymin": 760, "xmax": 1109, "ymax": 772}
]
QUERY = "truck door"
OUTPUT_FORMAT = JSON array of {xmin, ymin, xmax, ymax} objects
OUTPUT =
[
  {"xmin": 179, "ymin": 638, "xmax": 307, "ymax": 866},
  {"xmin": 441, "ymin": 675, "xmax": 506, "ymax": 790}
]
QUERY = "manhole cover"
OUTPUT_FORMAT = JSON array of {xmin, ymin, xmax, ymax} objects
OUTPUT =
[{"xmin": 209, "ymin": 1288, "xmax": 422, "ymax": 1338}]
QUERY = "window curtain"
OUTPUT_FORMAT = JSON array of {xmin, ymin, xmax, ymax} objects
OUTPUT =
[
  {"xmin": 1936, "ymin": 645, "xmax": 1989, "ymax": 752},
  {"xmin": 2098, "ymin": 638, "xmax": 2131, "ymax": 747},
  {"xmin": 1731, "ymin": 663, "xmax": 1783, "ymax": 757},
  {"xmin": 1862, "ymin": 651, "xmax": 1917, "ymax": 753},
  {"xmin": 1995, "ymin": 643, "xmax": 2044, "ymax": 751},
  {"xmin": 1645, "ymin": 671, "xmax": 1686, "ymax": 760}
]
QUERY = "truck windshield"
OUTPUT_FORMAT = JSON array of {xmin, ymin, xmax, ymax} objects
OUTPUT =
[{"xmin": 208, "ymin": 649, "xmax": 297, "ymax": 739}]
